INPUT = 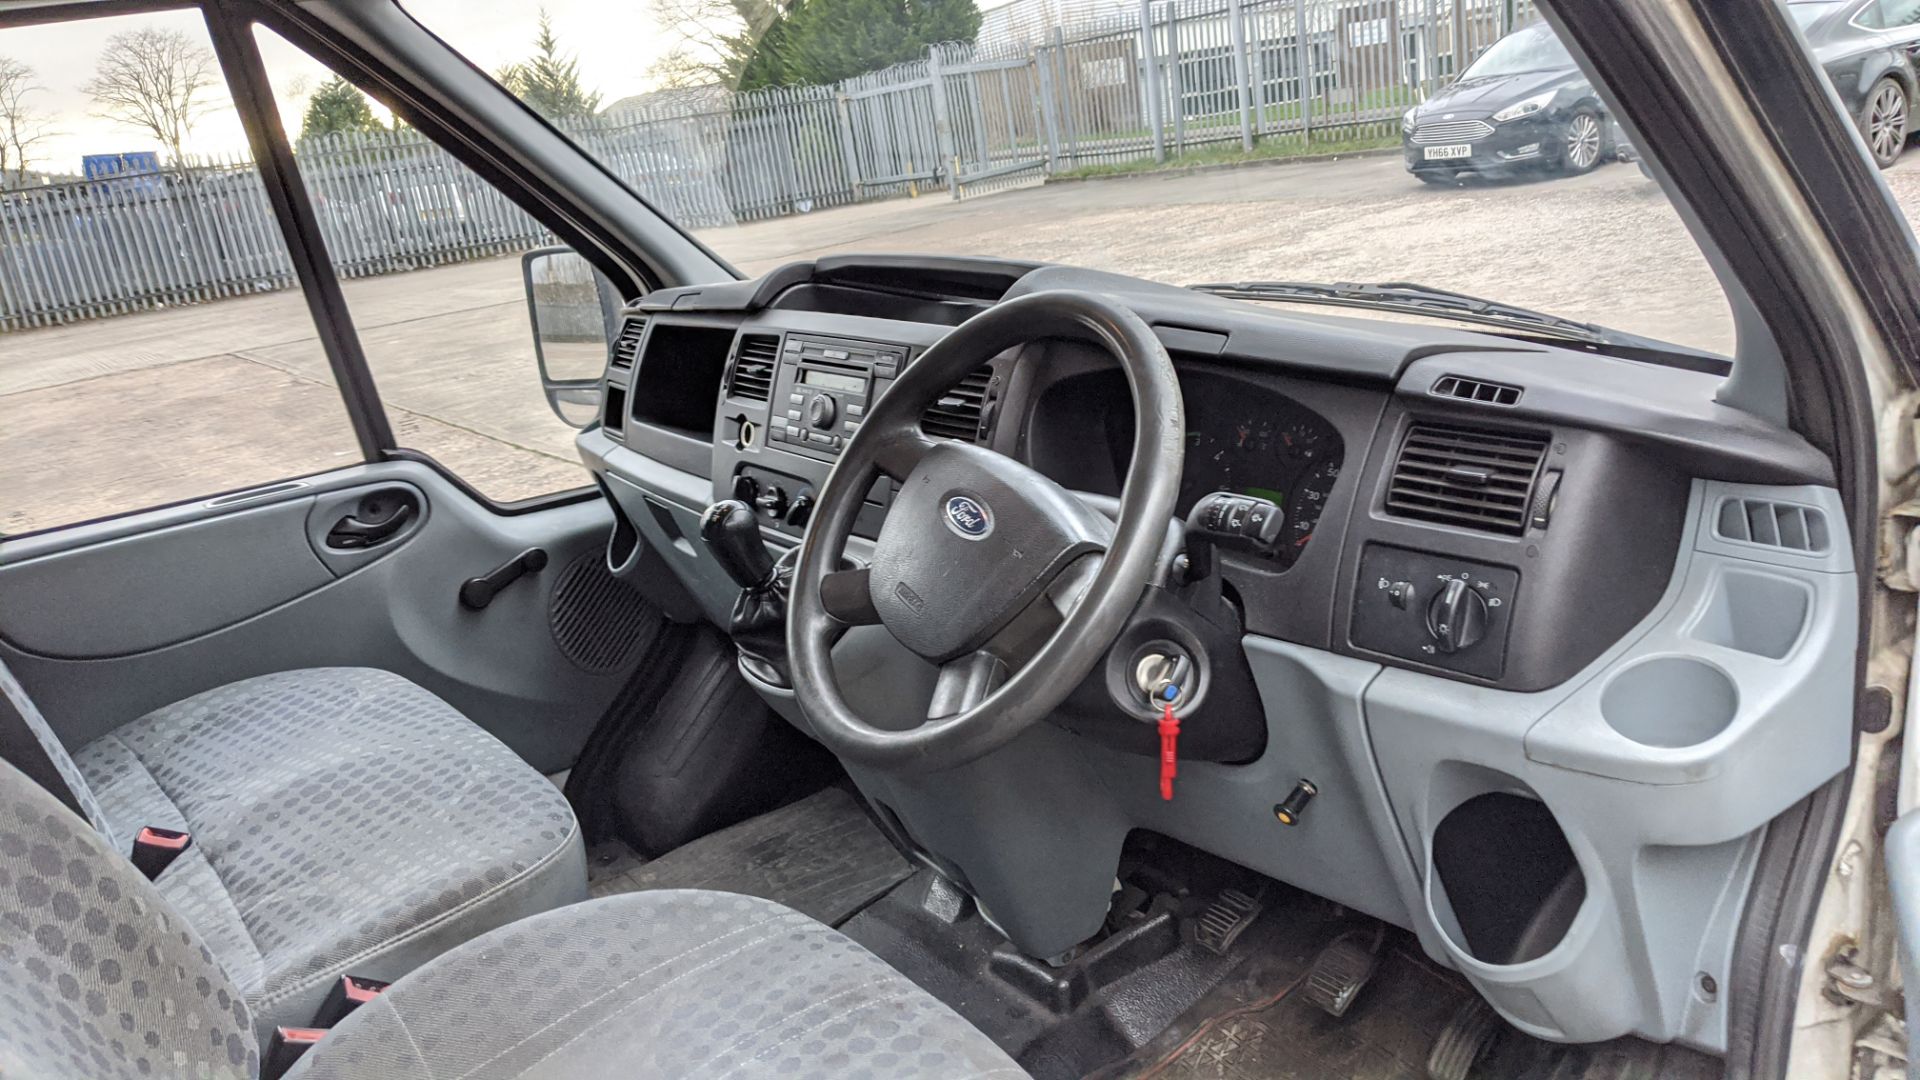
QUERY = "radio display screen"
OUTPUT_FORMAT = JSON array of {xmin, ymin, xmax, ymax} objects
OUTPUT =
[{"xmin": 800, "ymin": 369, "xmax": 866, "ymax": 394}]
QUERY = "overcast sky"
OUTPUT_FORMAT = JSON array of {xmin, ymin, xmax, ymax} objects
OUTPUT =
[{"xmin": 0, "ymin": 2, "xmax": 678, "ymax": 173}]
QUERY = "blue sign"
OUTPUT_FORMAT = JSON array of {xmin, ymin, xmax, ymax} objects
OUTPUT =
[{"xmin": 82, "ymin": 152, "xmax": 161, "ymax": 180}]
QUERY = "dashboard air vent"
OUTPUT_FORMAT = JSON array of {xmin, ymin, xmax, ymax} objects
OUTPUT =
[
  {"xmin": 923, "ymin": 364, "xmax": 993, "ymax": 442},
  {"xmin": 1431, "ymin": 375, "xmax": 1522, "ymax": 407},
  {"xmin": 1385, "ymin": 422, "xmax": 1549, "ymax": 536},
  {"xmin": 609, "ymin": 317, "xmax": 646, "ymax": 371},
  {"xmin": 728, "ymin": 334, "xmax": 778, "ymax": 402},
  {"xmin": 1715, "ymin": 497, "xmax": 1830, "ymax": 553}
]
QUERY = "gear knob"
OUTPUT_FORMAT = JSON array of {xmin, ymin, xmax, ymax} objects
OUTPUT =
[{"xmin": 700, "ymin": 499, "xmax": 775, "ymax": 588}]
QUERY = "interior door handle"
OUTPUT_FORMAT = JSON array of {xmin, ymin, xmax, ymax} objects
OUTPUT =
[{"xmin": 325, "ymin": 503, "xmax": 415, "ymax": 549}]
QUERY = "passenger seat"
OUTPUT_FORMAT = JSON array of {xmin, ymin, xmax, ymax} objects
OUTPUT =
[
  {"xmin": 0, "ymin": 662, "xmax": 586, "ymax": 1042},
  {"xmin": 0, "ymin": 753, "xmax": 1025, "ymax": 1079}
]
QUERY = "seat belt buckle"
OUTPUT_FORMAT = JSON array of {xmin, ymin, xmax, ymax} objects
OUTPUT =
[
  {"xmin": 263, "ymin": 1026, "xmax": 327, "ymax": 1079},
  {"xmin": 313, "ymin": 974, "xmax": 390, "ymax": 1027},
  {"xmin": 130, "ymin": 826, "xmax": 191, "ymax": 880}
]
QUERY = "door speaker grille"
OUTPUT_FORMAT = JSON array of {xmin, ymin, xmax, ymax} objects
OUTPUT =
[{"xmin": 548, "ymin": 551, "xmax": 658, "ymax": 673}]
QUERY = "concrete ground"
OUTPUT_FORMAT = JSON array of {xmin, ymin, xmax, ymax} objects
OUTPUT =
[{"xmin": 7, "ymin": 151, "xmax": 1920, "ymax": 535}]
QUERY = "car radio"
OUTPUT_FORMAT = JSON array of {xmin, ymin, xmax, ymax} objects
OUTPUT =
[{"xmin": 767, "ymin": 334, "xmax": 905, "ymax": 461}]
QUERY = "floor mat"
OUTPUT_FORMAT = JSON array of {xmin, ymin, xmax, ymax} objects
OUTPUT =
[
  {"xmin": 591, "ymin": 786, "xmax": 913, "ymax": 925},
  {"xmin": 1112, "ymin": 938, "xmax": 1473, "ymax": 1080},
  {"xmin": 838, "ymin": 830, "xmax": 1719, "ymax": 1080},
  {"xmin": 1109, "ymin": 931, "xmax": 1725, "ymax": 1080}
]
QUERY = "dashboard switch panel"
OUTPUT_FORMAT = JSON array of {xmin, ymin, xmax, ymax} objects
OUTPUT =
[{"xmin": 1350, "ymin": 544, "xmax": 1518, "ymax": 680}]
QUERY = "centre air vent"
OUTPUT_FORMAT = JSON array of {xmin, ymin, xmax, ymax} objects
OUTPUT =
[
  {"xmin": 1385, "ymin": 422, "xmax": 1549, "ymax": 536},
  {"xmin": 728, "ymin": 334, "xmax": 778, "ymax": 402},
  {"xmin": 608, "ymin": 317, "xmax": 647, "ymax": 371},
  {"xmin": 1431, "ymin": 375, "xmax": 1522, "ymax": 407},
  {"xmin": 923, "ymin": 364, "xmax": 993, "ymax": 442}
]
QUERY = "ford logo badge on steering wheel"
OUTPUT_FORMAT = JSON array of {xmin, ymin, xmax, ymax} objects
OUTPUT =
[{"xmin": 943, "ymin": 494, "xmax": 994, "ymax": 540}]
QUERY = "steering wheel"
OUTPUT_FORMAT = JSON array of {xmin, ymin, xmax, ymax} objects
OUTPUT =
[{"xmin": 788, "ymin": 290, "xmax": 1185, "ymax": 772}]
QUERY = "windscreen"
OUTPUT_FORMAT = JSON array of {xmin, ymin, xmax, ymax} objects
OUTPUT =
[
  {"xmin": 391, "ymin": 2, "xmax": 1753, "ymax": 354},
  {"xmin": 1459, "ymin": 22, "xmax": 1574, "ymax": 78}
]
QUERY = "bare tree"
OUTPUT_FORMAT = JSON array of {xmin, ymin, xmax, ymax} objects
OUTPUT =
[
  {"xmin": 0, "ymin": 56, "xmax": 55, "ymax": 187},
  {"xmin": 646, "ymin": 0, "xmax": 783, "ymax": 90},
  {"xmin": 83, "ymin": 27, "xmax": 218, "ymax": 163}
]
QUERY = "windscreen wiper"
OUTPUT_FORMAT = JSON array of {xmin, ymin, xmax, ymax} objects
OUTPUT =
[{"xmin": 1189, "ymin": 280, "xmax": 1612, "ymax": 343}]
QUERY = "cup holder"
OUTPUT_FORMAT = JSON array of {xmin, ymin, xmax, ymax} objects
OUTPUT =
[{"xmin": 1600, "ymin": 656, "xmax": 1738, "ymax": 749}]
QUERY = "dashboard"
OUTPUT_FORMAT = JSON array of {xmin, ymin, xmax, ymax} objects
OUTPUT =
[
  {"xmin": 573, "ymin": 254, "xmax": 1857, "ymax": 1054},
  {"xmin": 583, "ymin": 255, "xmax": 1835, "ymax": 693}
]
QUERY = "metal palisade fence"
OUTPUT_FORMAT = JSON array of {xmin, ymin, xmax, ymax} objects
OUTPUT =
[{"xmin": 0, "ymin": 0, "xmax": 1535, "ymax": 332}]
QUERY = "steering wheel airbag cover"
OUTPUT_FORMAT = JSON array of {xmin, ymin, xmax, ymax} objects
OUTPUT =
[{"xmin": 870, "ymin": 442, "xmax": 1113, "ymax": 662}]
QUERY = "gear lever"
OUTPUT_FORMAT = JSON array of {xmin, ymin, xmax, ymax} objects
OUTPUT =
[{"xmin": 700, "ymin": 499, "xmax": 775, "ymax": 588}]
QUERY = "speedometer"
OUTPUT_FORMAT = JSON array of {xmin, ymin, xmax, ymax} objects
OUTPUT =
[
  {"xmin": 1283, "ymin": 457, "xmax": 1341, "ymax": 563},
  {"xmin": 1103, "ymin": 370, "xmax": 1343, "ymax": 568}
]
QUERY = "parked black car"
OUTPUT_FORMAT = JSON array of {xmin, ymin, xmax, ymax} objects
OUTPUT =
[
  {"xmin": 1403, "ymin": 22, "xmax": 1612, "ymax": 184},
  {"xmin": 1789, "ymin": 0, "xmax": 1920, "ymax": 167}
]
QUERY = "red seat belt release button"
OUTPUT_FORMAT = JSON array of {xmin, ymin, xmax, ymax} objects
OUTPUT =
[
  {"xmin": 263, "ymin": 1026, "xmax": 327, "ymax": 1080},
  {"xmin": 130, "ymin": 826, "xmax": 191, "ymax": 880},
  {"xmin": 1158, "ymin": 700, "xmax": 1180, "ymax": 801},
  {"xmin": 313, "ymin": 974, "xmax": 390, "ymax": 1027}
]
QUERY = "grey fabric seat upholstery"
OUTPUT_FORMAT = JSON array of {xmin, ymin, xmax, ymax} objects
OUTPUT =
[
  {"xmin": 0, "ymin": 756, "xmax": 1027, "ymax": 1080},
  {"xmin": 5, "ymin": 665, "xmax": 586, "ymax": 1043},
  {"xmin": 290, "ymin": 890, "xmax": 1027, "ymax": 1080},
  {"xmin": 0, "ymin": 755, "xmax": 260, "ymax": 1080}
]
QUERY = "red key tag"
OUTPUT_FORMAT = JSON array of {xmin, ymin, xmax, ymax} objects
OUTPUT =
[{"xmin": 1158, "ymin": 701, "xmax": 1180, "ymax": 801}]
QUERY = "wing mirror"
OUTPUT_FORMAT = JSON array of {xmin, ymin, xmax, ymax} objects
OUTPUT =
[{"xmin": 522, "ymin": 247, "xmax": 624, "ymax": 429}]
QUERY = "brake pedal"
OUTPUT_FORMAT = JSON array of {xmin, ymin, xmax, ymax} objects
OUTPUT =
[
  {"xmin": 1192, "ymin": 887, "xmax": 1264, "ymax": 955},
  {"xmin": 1427, "ymin": 995, "xmax": 1502, "ymax": 1080},
  {"xmin": 1302, "ymin": 928, "xmax": 1384, "ymax": 1017}
]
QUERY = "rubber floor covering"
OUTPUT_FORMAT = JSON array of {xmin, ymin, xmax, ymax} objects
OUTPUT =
[{"xmin": 591, "ymin": 785, "xmax": 912, "ymax": 926}]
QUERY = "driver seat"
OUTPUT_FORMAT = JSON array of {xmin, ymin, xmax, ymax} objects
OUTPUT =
[{"xmin": 0, "ymin": 754, "xmax": 1027, "ymax": 1079}]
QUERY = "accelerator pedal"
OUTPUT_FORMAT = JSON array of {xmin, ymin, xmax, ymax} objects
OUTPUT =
[
  {"xmin": 1427, "ymin": 995, "xmax": 1502, "ymax": 1080},
  {"xmin": 1302, "ymin": 927, "xmax": 1384, "ymax": 1018},
  {"xmin": 1192, "ymin": 886, "xmax": 1264, "ymax": 955}
]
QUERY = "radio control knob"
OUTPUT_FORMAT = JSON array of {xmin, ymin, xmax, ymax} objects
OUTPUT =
[{"xmin": 806, "ymin": 394, "xmax": 837, "ymax": 430}]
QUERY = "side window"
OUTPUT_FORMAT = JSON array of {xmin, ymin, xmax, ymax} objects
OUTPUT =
[
  {"xmin": 0, "ymin": 10, "xmax": 363, "ymax": 536},
  {"xmin": 1881, "ymin": 0, "xmax": 1920, "ymax": 27},
  {"xmin": 253, "ymin": 28, "xmax": 601, "ymax": 503},
  {"xmin": 1858, "ymin": 2, "xmax": 1887, "ymax": 29}
]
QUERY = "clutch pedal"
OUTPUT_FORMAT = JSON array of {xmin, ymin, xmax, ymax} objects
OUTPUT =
[
  {"xmin": 1302, "ymin": 927, "xmax": 1385, "ymax": 1017},
  {"xmin": 1192, "ymin": 886, "xmax": 1264, "ymax": 955}
]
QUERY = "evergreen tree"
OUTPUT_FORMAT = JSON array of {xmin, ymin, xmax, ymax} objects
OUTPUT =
[
  {"xmin": 498, "ymin": 11, "xmax": 603, "ymax": 121},
  {"xmin": 738, "ymin": 0, "xmax": 980, "ymax": 90},
  {"xmin": 300, "ymin": 76, "xmax": 385, "ymax": 140}
]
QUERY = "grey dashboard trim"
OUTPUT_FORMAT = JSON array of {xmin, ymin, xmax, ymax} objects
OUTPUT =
[{"xmin": 1364, "ymin": 479, "xmax": 1855, "ymax": 1049}]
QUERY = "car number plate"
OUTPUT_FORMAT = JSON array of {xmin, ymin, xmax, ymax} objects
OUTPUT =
[{"xmin": 1424, "ymin": 144, "xmax": 1473, "ymax": 160}]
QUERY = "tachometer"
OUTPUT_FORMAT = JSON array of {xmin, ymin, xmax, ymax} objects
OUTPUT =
[{"xmin": 1278, "ymin": 420, "xmax": 1325, "ymax": 465}]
